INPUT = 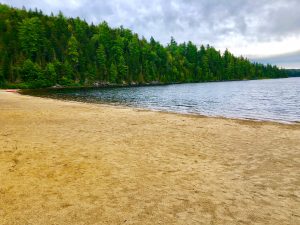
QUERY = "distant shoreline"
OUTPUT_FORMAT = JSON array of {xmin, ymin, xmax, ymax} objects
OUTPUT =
[{"xmin": 3, "ymin": 76, "xmax": 291, "ymax": 90}]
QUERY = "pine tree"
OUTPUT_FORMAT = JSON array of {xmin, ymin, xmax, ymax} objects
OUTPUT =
[
  {"xmin": 18, "ymin": 17, "xmax": 45, "ymax": 60},
  {"xmin": 109, "ymin": 63, "xmax": 117, "ymax": 83},
  {"xmin": 0, "ymin": 3, "xmax": 287, "ymax": 88},
  {"xmin": 96, "ymin": 44, "xmax": 106, "ymax": 80},
  {"xmin": 45, "ymin": 63, "xmax": 57, "ymax": 84},
  {"xmin": 117, "ymin": 55, "xmax": 128, "ymax": 83},
  {"xmin": 67, "ymin": 35, "xmax": 79, "ymax": 81}
]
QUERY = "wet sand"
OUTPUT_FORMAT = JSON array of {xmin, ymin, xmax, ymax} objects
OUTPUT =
[{"xmin": 0, "ymin": 91, "xmax": 299, "ymax": 225}]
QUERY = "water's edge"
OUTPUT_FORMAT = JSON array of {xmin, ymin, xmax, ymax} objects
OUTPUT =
[
  {"xmin": 19, "ymin": 78, "xmax": 300, "ymax": 124},
  {"xmin": 18, "ymin": 92, "xmax": 298, "ymax": 126}
]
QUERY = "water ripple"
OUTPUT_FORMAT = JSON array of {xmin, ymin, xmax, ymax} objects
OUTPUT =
[{"xmin": 27, "ymin": 78, "xmax": 300, "ymax": 123}]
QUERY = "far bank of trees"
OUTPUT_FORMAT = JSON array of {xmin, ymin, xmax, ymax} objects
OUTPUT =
[
  {"xmin": 285, "ymin": 69, "xmax": 300, "ymax": 77},
  {"xmin": 0, "ymin": 4, "xmax": 287, "ymax": 88}
]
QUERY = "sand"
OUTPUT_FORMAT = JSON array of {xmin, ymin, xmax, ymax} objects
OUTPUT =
[{"xmin": 0, "ymin": 90, "xmax": 299, "ymax": 225}]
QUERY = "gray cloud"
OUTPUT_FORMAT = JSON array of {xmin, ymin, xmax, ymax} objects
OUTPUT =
[
  {"xmin": 259, "ymin": 1, "xmax": 300, "ymax": 39},
  {"xmin": 1, "ymin": 0, "xmax": 300, "ymax": 68},
  {"xmin": 251, "ymin": 51, "xmax": 300, "ymax": 69}
]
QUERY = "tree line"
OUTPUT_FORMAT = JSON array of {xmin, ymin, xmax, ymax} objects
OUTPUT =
[
  {"xmin": 284, "ymin": 69, "xmax": 300, "ymax": 77},
  {"xmin": 0, "ymin": 4, "xmax": 287, "ymax": 88}
]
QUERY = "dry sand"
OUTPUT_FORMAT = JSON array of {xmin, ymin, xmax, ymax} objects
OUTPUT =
[{"xmin": 0, "ymin": 90, "xmax": 299, "ymax": 225}]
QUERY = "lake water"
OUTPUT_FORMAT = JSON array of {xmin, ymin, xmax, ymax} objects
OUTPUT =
[{"xmin": 25, "ymin": 78, "xmax": 300, "ymax": 123}]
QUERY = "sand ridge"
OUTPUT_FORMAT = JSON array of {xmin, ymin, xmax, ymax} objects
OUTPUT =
[{"xmin": 0, "ymin": 91, "xmax": 299, "ymax": 225}]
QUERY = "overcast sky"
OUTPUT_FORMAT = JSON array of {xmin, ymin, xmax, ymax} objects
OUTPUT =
[{"xmin": 2, "ymin": 0, "xmax": 300, "ymax": 68}]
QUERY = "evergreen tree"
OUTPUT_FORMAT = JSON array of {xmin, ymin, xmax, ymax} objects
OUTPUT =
[
  {"xmin": 128, "ymin": 35, "xmax": 140, "ymax": 81},
  {"xmin": 67, "ymin": 35, "xmax": 79, "ymax": 69},
  {"xmin": 45, "ymin": 63, "xmax": 57, "ymax": 84},
  {"xmin": 117, "ymin": 55, "xmax": 128, "ymax": 83},
  {"xmin": 0, "ymin": 3, "xmax": 287, "ymax": 88},
  {"xmin": 18, "ymin": 17, "xmax": 45, "ymax": 60},
  {"xmin": 96, "ymin": 44, "xmax": 106, "ymax": 80},
  {"xmin": 20, "ymin": 59, "xmax": 42, "ymax": 82},
  {"xmin": 109, "ymin": 63, "xmax": 117, "ymax": 83}
]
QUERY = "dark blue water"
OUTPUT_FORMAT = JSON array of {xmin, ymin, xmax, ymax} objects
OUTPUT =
[{"xmin": 26, "ymin": 78, "xmax": 300, "ymax": 123}]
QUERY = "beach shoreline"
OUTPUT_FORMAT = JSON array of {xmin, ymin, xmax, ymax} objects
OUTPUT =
[
  {"xmin": 0, "ymin": 91, "xmax": 299, "ymax": 225},
  {"xmin": 19, "ymin": 88, "xmax": 299, "ymax": 126}
]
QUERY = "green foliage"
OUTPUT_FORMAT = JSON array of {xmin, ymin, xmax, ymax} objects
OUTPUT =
[
  {"xmin": 284, "ymin": 69, "xmax": 300, "ymax": 77},
  {"xmin": 67, "ymin": 35, "xmax": 79, "ymax": 68},
  {"xmin": 0, "ymin": 69, "xmax": 4, "ymax": 86},
  {"xmin": 109, "ymin": 63, "xmax": 117, "ymax": 83},
  {"xmin": 2, "ymin": 83, "xmax": 31, "ymax": 89},
  {"xmin": 117, "ymin": 55, "xmax": 128, "ymax": 83},
  {"xmin": 20, "ymin": 59, "xmax": 42, "ymax": 82},
  {"xmin": 19, "ymin": 59, "xmax": 51, "ymax": 88},
  {"xmin": 18, "ymin": 17, "xmax": 45, "ymax": 59},
  {"xmin": 59, "ymin": 61, "xmax": 73, "ymax": 85},
  {"xmin": 0, "ymin": 3, "xmax": 287, "ymax": 89},
  {"xmin": 96, "ymin": 44, "xmax": 106, "ymax": 80},
  {"xmin": 45, "ymin": 63, "xmax": 57, "ymax": 84}
]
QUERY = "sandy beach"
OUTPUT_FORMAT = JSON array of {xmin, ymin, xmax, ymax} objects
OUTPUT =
[{"xmin": 0, "ymin": 90, "xmax": 299, "ymax": 225}]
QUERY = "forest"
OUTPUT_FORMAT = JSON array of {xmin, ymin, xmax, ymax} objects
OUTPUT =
[
  {"xmin": 0, "ymin": 4, "xmax": 288, "ymax": 88},
  {"xmin": 285, "ymin": 69, "xmax": 300, "ymax": 77}
]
